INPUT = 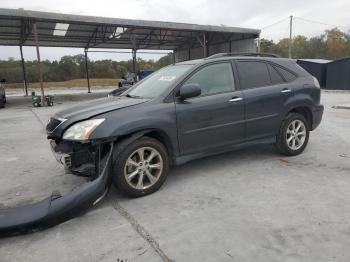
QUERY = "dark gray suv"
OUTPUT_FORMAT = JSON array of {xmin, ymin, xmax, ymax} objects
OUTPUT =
[{"xmin": 47, "ymin": 54, "xmax": 324, "ymax": 197}]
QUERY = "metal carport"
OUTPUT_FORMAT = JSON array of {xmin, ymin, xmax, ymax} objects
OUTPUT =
[{"xmin": 0, "ymin": 8, "xmax": 260, "ymax": 99}]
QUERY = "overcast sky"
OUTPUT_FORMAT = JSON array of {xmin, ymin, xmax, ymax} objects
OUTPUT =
[{"xmin": 1, "ymin": 0, "xmax": 350, "ymax": 61}]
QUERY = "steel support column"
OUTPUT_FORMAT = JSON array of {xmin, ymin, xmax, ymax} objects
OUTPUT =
[
  {"xmin": 19, "ymin": 45, "xmax": 28, "ymax": 96},
  {"xmin": 132, "ymin": 49, "xmax": 137, "ymax": 74},
  {"xmin": 84, "ymin": 48, "xmax": 91, "ymax": 93},
  {"xmin": 33, "ymin": 23, "xmax": 45, "ymax": 105},
  {"xmin": 203, "ymin": 33, "xmax": 207, "ymax": 58}
]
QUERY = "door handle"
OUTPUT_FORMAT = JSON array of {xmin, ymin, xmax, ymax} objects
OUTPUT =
[
  {"xmin": 281, "ymin": 88, "xmax": 292, "ymax": 93},
  {"xmin": 229, "ymin": 97, "xmax": 243, "ymax": 102}
]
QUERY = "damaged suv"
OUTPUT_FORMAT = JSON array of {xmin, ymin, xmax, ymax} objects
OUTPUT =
[
  {"xmin": 47, "ymin": 53, "xmax": 323, "ymax": 197},
  {"xmin": 0, "ymin": 53, "xmax": 324, "ymax": 236}
]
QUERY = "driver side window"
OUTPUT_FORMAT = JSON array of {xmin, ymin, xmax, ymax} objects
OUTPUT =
[{"xmin": 184, "ymin": 62, "xmax": 235, "ymax": 96}]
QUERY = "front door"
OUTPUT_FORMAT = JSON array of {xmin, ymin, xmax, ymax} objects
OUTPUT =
[{"xmin": 175, "ymin": 62, "xmax": 245, "ymax": 155}]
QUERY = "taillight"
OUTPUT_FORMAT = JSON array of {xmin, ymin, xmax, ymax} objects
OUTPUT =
[{"xmin": 313, "ymin": 77, "xmax": 320, "ymax": 88}]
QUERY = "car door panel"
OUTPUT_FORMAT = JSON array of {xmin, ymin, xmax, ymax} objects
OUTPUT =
[
  {"xmin": 176, "ymin": 91, "xmax": 245, "ymax": 155},
  {"xmin": 243, "ymin": 85, "xmax": 291, "ymax": 140},
  {"xmin": 175, "ymin": 62, "xmax": 245, "ymax": 155},
  {"xmin": 235, "ymin": 60, "xmax": 293, "ymax": 141}
]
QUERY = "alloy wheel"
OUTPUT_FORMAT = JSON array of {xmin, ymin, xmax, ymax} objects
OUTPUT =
[
  {"xmin": 286, "ymin": 119, "xmax": 306, "ymax": 150},
  {"xmin": 124, "ymin": 147, "xmax": 163, "ymax": 190}
]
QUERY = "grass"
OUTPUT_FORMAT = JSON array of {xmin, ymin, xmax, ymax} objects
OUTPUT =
[{"xmin": 6, "ymin": 78, "xmax": 120, "ymax": 89}]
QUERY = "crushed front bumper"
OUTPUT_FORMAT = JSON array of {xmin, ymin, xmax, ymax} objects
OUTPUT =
[{"xmin": 0, "ymin": 142, "xmax": 114, "ymax": 237}]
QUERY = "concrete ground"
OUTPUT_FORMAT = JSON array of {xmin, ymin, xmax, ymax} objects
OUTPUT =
[{"xmin": 0, "ymin": 90, "xmax": 350, "ymax": 262}]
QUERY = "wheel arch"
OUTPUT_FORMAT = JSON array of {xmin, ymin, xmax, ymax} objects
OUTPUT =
[
  {"xmin": 286, "ymin": 106, "xmax": 313, "ymax": 130},
  {"xmin": 115, "ymin": 128, "xmax": 176, "ymax": 165}
]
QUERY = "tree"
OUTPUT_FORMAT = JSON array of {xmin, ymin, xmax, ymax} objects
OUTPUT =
[
  {"xmin": 306, "ymin": 36, "xmax": 327, "ymax": 59},
  {"xmin": 274, "ymin": 38, "xmax": 290, "ymax": 58},
  {"xmin": 324, "ymin": 28, "xmax": 349, "ymax": 59},
  {"xmin": 260, "ymin": 39, "xmax": 275, "ymax": 53},
  {"xmin": 57, "ymin": 56, "xmax": 80, "ymax": 80},
  {"xmin": 292, "ymin": 35, "xmax": 309, "ymax": 58},
  {"xmin": 154, "ymin": 53, "xmax": 173, "ymax": 69}
]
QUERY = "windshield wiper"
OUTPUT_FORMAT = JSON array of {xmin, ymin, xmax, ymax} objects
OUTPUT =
[{"xmin": 125, "ymin": 94, "xmax": 142, "ymax": 98}]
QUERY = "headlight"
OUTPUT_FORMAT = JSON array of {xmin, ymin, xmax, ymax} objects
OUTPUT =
[{"xmin": 63, "ymin": 119, "xmax": 105, "ymax": 141}]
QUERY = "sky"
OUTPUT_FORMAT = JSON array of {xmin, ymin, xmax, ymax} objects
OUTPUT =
[{"xmin": 1, "ymin": 0, "xmax": 350, "ymax": 61}]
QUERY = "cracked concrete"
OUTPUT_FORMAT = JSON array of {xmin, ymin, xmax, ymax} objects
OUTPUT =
[{"xmin": 1, "ymin": 90, "xmax": 350, "ymax": 262}]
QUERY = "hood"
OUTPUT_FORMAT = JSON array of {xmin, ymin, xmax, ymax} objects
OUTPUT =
[
  {"xmin": 47, "ymin": 96, "xmax": 149, "ymax": 138},
  {"xmin": 56, "ymin": 96, "xmax": 149, "ymax": 120}
]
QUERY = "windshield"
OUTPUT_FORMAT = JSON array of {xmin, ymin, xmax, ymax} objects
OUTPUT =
[{"xmin": 126, "ymin": 65, "xmax": 192, "ymax": 98}]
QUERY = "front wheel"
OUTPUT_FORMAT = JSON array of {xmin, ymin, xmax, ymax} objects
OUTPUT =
[
  {"xmin": 112, "ymin": 137, "xmax": 169, "ymax": 197},
  {"xmin": 275, "ymin": 113, "xmax": 309, "ymax": 156}
]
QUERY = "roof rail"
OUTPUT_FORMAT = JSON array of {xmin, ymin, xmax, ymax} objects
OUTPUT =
[{"xmin": 206, "ymin": 52, "xmax": 281, "ymax": 59}]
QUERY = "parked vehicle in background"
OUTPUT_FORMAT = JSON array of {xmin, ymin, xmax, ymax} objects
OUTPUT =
[
  {"xmin": 118, "ymin": 70, "xmax": 155, "ymax": 88},
  {"xmin": 114, "ymin": 70, "xmax": 154, "ymax": 95},
  {"xmin": 118, "ymin": 72, "xmax": 136, "ymax": 87},
  {"xmin": 0, "ymin": 79, "xmax": 6, "ymax": 108},
  {"xmin": 47, "ymin": 53, "xmax": 324, "ymax": 198},
  {"xmin": 137, "ymin": 69, "xmax": 154, "ymax": 80}
]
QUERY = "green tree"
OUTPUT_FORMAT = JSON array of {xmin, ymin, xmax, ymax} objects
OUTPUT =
[
  {"xmin": 324, "ymin": 28, "xmax": 349, "ymax": 59},
  {"xmin": 154, "ymin": 53, "xmax": 173, "ymax": 69},
  {"xmin": 260, "ymin": 39, "xmax": 276, "ymax": 53}
]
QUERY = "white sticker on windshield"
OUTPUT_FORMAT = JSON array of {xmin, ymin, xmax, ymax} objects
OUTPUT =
[{"xmin": 158, "ymin": 76, "xmax": 176, "ymax": 81}]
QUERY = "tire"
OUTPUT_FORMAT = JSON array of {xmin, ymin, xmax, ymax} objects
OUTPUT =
[
  {"xmin": 118, "ymin": 82, "xmax": 122, "ymax": 88},
  {"xmin": 0, "ymin": 98, "xmax": 4, "ymax": 108},
  {"xmin": 112, "ymin": 137, "xmax": 169, "ymax": 197},
  {"xmin": 275, "ymin": 113, "xmax": 309, "ymax": 156}
]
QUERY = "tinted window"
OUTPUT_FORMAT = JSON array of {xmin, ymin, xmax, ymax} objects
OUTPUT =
[
  {"xmin": 275, "ymin": 66, "xmax": 297, "ymax": 82},
  {"xmin": 267, "ymin": 64, "xmax": 285, "ymax": 85},
  {"xmin": 237, "ymin": 61, "xmax": 271, "ymax": 89},
  {"xmin": 184, "ymin": 63, "xmax": 235, "ymax": 96}
]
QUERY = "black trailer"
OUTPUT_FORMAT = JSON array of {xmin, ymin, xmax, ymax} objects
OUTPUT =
[
  {"xmin": 326, "ymin": 58, "xmax": 350, "ymax": 90},
  {"xmin": 297, "ymin": 59, "xmax": 330, "ymax": 88}
]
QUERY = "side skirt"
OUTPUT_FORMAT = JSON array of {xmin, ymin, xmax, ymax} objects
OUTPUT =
[{"xmin": 175, "ymin": 136, "xmax": 276, "ymax": 165}]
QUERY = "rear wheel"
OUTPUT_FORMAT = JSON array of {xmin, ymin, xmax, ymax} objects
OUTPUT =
[
  {"xmin": 113, "ymin": 137, "xmax": 169, "ymax": 197},
  {"xmin": 275, "ymin": 113, "xmax": 309, "ymax": 156}
]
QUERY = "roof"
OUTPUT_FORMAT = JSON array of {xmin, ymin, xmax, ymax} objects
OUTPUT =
[
  {"xmin": 176, "ymin": 55, "xmax": 291, "ymax": 66},
  {"xmin": 0, "ymin": 8, "xmax": 260, "ymax": 50},
  {"xmin": 327, "ymin": 57, "xmax": 350, "ymax": 64},
  {"xmin": 297, "ymin": 59, "xmax": 331, "ymax": 64}
]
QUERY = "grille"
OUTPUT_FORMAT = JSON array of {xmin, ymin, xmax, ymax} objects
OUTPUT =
[{"xmin": 46, "ymin": 117, "xmax": 62, "ymax": 132}]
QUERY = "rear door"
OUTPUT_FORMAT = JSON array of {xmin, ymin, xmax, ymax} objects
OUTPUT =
[
  {"xmin": 235, "ymin": 60, "xmax": 296, "ymax": 140},
  {"xmin": 175, "ymin": 62, "xmax": 245, "ymax": 155}
]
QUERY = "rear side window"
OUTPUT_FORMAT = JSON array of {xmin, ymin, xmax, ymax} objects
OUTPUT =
[
  {"xmin": 267, "ymin": 64, "xmax": 285, "ymax": 85},
  {"xmin": 275, "ymin": 66, "xmax": 297, "ymax": 82},
  {"xmin": 237, "ymin": 61, "xmax": 271, "ymax": 89}
]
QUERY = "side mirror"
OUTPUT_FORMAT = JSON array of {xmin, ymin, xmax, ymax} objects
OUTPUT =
[{"xmin": 179, "ymin": 83, "xmax": 201, "ymax": 100}]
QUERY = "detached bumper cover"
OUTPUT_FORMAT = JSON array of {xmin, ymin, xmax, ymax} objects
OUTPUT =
[{"xmin": 0, "ymin": 142, "xmax": 113, "ymax": 237}]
